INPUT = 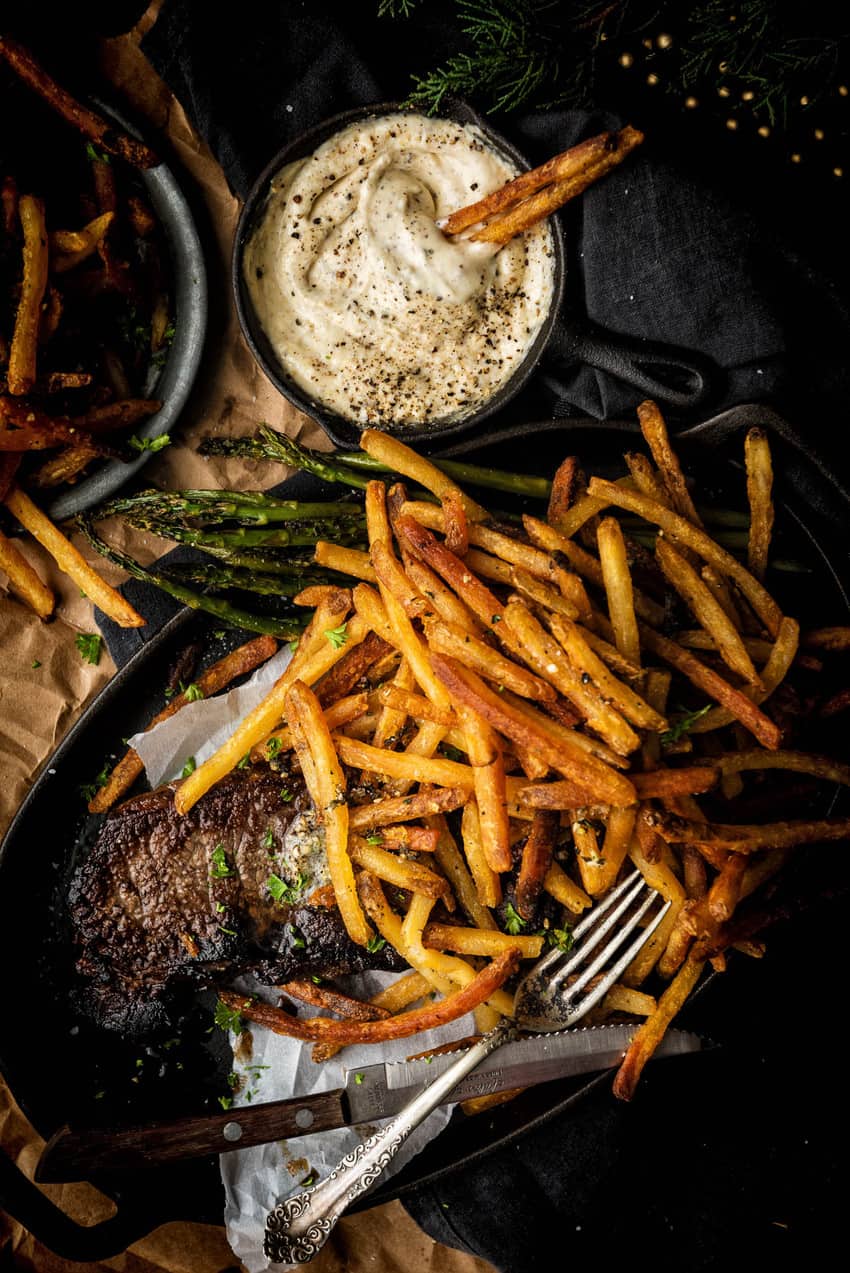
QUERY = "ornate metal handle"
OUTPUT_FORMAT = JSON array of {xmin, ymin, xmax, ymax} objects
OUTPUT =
[{"xmin": 263, "ymin": 1018, "xmax": 517, "ymax": 1264}]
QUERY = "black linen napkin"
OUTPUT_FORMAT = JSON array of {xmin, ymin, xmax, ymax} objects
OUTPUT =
[{"xmin": 93, "ymin": 4, "xmax": 850, "ymax": 1267}]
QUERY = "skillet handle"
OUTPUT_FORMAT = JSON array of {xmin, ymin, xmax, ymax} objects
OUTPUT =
[
  {"xmin": 552, "ymin": 316, "xmax": 720, "ymax": 411},
  {"xmin": 0, "ymin": 1144, "xmax": 150, "ymax": 1261}
]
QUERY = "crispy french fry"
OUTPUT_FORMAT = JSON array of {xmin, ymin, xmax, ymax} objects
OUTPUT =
[
  {"xmin": 655, "ymin": 538, "xmax": 762, "ymax": 688},
  {"xmin": 219, "ymin": 946, "xmax": 519, "ymax": 1044},
  {"xmin": 597, "ymin": 515, "xmax": 641, "ymax": 666},
  {"xmin": 460, "ymin": 799, "xmax": 503, "ymax": 908},
  {"xmin": 637, "ymin": 399, "xmax": 703, "ymax": 526},
  {"xmin": 284, "ymin": 679, "xmax": 371, "ymax": 946},
  {"xmin": 548, "ymin": 614, "xmax": 666, "ymax": 731},
  {"xmin": 0, "ymin": 35, "xmax": 159, "ymax": 168},
  {"xmin": 359, "ymin": 428, "xmax": 488, "ymax": 520},
  {"xmin": 516, "ymin": 809, "xmax": 558, "ymax": 919},
  {"xmin": 425, "ymin": 616, "xmax": 556, "ymax": 703},
  {"xmin": 423, "ymin": 923, "xmax": 543, "ymax": 959},
  {"xmin": 613, "ymin": 957, "xmax": 705, "ymax": 1100},
  {"xmin": 7, "ymin": 194, "xmax": 48, "ymax": 395},
  {"xmin": 279, "ymin": 981, "xmax": 392, "ymax": 1021},
  {"xmin": 314, "ymin": 541, "xmax": 377, "ymax": 582},
  {"xmin": 90, "ymin": 635, "xmax": 279, "ymax": 812},
  {"xmin": 431, "ymin": 654, "xmax": 637, "ymax": 805},
  {"xmin": 744, "ymin": 426, "xmax": 774, "ymax": 582},
  {"xmin": 348, "ymin": 840, "xmax": 454, "ymax": 904},
  {"xmin": 586, "ymin": 478, "xmax": 783, "ymax": 637},
  {"xmin": 458, "ymin": 127, "xmax": 644, "ymax": 245},
  {"xmin": 0, "ymin": 527, "xmax": 54, "ymax": 618},
  {"xmin": 50, "ymin": 211, "xmax": 114, "ymax": 272},
  {"xmin": 4, "ymin": 485, "xmax": 143, "ymax": 627},
  {"xmin": 429, "ymin": 813, "xmax": 498, "ymax": 929},
  {"xmin": 175, "ymin": 614, "xmax": 368, "ymax": 813},
  {"xmin": 522, "ymin": 513, "xmax": 666, "ymax": 627}
]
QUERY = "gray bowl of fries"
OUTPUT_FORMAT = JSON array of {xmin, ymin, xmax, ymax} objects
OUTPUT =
[
  {"xmin": 0, "ymin": 34, "xmax": 207, "ymax": 520},
  {"xmin": 44, "ymin": 107, "xmax": 208, "ymax": 520},
  {"xmin": 232, "ymin": 100, "xmax": 566, "ymax": 450}
]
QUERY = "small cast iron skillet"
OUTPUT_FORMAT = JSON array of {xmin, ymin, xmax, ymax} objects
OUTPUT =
[{"xmin": 232, "ymin": 101, "xmax": 717, "ymax": 451}]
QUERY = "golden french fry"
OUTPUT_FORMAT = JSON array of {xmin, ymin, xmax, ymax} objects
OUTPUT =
[
  {"xmin": 314, "ymin": 541, "xmax": 378, "ymax": 583},
  {"xmin": 4, "ymin": 486, "xmax": 143, "ymax": 628},
  {"xmin": 585, "ymin": 478, "xmax": 783, "ymax": 637},
  {"xmin": 50, "ymin": 211, "xmax": 114, "ymax": 272},
  {"xmin": 91, "ymin": 635, "xmax": 279, "ymax": 812},
  {"xmin": 655, "ymin": 538, "xmax": 762, "ymax": 688},
  {"xmin": 0, "ymin": 527, "xmax": 54, "ymax": 618},
  {"xmin": 7, "ymin": 194, "xmax": 48, "ymax": 395},
  {"xmin": 359, "ymin": 429, "xmax": 488, "ymax": 521},
  {"xmin": 284, "ymin": 679, "xmax": 371, "ymax": 946},
  {"xmin": 637, "ymin": 399, "xmax": 703, "ymax": 526},
  {"xmin": 176, "ymin": 614, "xmax": 368, "ymax": 813},
  {"xmin": 613, "ymin": 957, "xmax": 705, "ymax": 1100},
  {"xmin": 744, "ymin": 426, "xmax": 774, "ymax": 582},
  {"xmin": 423, "ymin": 923, "xmax": 543, "ymax": 959},
  {"xmin": 597, "ymin": 515, "xmax": 641, "ymax": 667}
]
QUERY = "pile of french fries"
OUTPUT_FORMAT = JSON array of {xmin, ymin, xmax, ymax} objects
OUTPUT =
[
  {"xmin": 91, "ymin": 399, "xmax": 845, "ymax": 1102},
  {"xmin": 0, "ymin": 35, "xmax": 168, "ymax": 628}
]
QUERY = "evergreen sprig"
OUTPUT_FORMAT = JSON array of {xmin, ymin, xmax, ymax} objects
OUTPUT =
[{"xmin": 379, "ymin": 0, "xmax": 848, "ymax": 123}]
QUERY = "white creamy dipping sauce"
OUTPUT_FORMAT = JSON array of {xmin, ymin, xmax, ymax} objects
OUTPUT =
[{"xmin": 243, "ymin": 112, "xmax": 556, "ymax": 428}]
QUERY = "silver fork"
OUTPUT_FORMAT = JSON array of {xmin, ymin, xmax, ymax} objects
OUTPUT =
[{"xmin": 264, "ymin": 871, "xmax": 669, "ymax": 1264}]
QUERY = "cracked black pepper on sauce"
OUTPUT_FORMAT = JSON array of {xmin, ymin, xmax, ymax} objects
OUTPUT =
[{"xmin": 244, "ymin": 113, "xmax": 555, "ymax": 428}]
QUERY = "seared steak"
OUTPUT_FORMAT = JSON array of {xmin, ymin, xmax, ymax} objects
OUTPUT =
[{"xmin": 69, "ymin": 765, "xmax": 403, "ymax": 1034}]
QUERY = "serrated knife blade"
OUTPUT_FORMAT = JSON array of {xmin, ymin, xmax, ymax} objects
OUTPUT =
[{"xmin": 35, "ymin": 1025, "xmax": 703, "ymax": 1182}]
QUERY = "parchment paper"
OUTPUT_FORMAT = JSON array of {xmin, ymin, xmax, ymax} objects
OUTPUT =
[{"xmin": 0, "ymin": 12, "xmax": 496, "ymax": 1272}]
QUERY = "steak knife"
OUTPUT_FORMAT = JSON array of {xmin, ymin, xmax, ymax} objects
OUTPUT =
[{"xmin": 36, "ymin": 1024, "xmax": 702, "ymax": 1182}]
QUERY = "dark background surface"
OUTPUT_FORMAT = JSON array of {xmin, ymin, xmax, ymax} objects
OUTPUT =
[{"xmin": 4, "ymin": 3, "xmax": 850, "ymax": 1269}]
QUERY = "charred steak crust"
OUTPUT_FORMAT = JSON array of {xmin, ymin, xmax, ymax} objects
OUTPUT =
[{"xmin": 69, "ymin": 766, "xmax": 403, "ymax": 1032}]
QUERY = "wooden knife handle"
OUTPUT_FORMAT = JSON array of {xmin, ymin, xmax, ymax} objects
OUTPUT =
[{"xmin": 35, "ymin": 1088, "xmax": 349, "ymax": 1182}]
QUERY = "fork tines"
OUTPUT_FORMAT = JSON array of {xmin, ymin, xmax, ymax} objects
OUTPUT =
[{"xmin": 522, "ymin": 872, "xmax": 671, "ymax": 1030}]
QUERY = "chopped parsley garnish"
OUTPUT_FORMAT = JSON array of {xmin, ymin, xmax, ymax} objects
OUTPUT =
[
  {"xmin": 366, "ymin": 934, "xmax": 387, "ymax": 953},
  {"xmin": 262, "ymin": 827, "xmax": 275, "ymax": 848},
  {"xmin": 31, "ymin": 659, "xmax": 41, "ymax": 669},
  {"xmin": 75, "ymin": 633, "xmax": 102, "ymax": 665},
  {"xmin": 660, "ymin": 704, "xmax": 713, "ymax": 745},
  {"xmin": 354, "ymin": 1072, "xmax": 364, "ymax": 1085},
  {"xmin": 213, "ymin": 999, "xmax": 244, "ymax": 1035},
  {"xmin": 210, "ymin": 843, "xmax": 235, "ymax": 879},
  {"xmin": 365, "ymin": 832, "xmax": 383, "ymax": 845},
  {"xmin": 301, "ymin": 1175, "xmax": 315, "ymax": 1187},
  {"xmin": 504, "ymin": 902, "xmax": 527, "ymax": 935},
  {"xmin": 219, "ymin": 925, "xmax": 237, "ymax": 937},
  {"xmin": 212, "ymin": 630, "xmax": 226, "ymax": 640},
  {"xmin": 128, "ymin": 432, "xmax": 172, "ymax": 454},
  {"xmin": 80, "ymin": 764, "xmax": 110, "ymax": 802},
  {"xmin": 325, "ymin": 623, "xmax": 349, "ymax": 649},
  {"xmin": 218, "ymin": 1095, "xmax": 233, "ymax": 1110},
  {"xmin": 440, "ymin": 744, "xmax": 466, "ymax": 763},
  {"xmin": 280, "ymin": 786, "xmax": 294, "ymax": 802},
  {"xmin": 290, "ymin": 925, "xmax": 307, "ymax": 950},
  {"xmin": 266, "ymin": 872, "xmax": 307, "ymax": 904},
  {"xmin": 288, "ymin": 638, "xmax": 300, "ymax": 653},
  {"xmin": 216, "ymin": 901, "xmax": 226, "ymax": 914},
  {"xmin": 180, "ymin": 755, "xmax": 197, "ymax": 778},
  {"xmin": 182, "ymin": 682, "xmax": 204, "ymax": 702},
  {"xmin": 237, "ymin": 753, "xmax": 251, "ymax": 769},
  {"xmin": 266, "ymin": 737, "xmax": 283, "ymax": 759},
  {"xmin": 85, "ymin": 141, "xmax": 110, "ymax": 164},
  {"xmin": 546, "ymin": 927, "xmax": 574, "ymax": 952}
]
